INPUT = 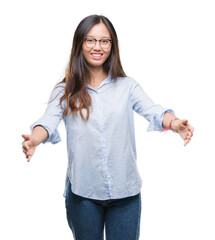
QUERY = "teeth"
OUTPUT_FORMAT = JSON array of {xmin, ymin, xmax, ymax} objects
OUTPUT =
[{"xmin": 92, "ymin": 54, "xmax": 102, "ymax": 56}]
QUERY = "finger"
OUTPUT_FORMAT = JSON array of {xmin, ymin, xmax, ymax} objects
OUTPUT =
[
  {"xmin": 22, "ymin": 134, "xmax": 31, "ymax": 141},
  {"xmin": 179, "ymin": 120, "xmax": 188, "ymax": 130},
  {"xmin": 184, "ymin": 132, "xmax": 193, "ymax": 146},
  {"xmin": 26, "ymin": 155, "xmax": 31, "ymax": 162},
  {"xmin": 23, "ymin": 148, "xmax": 31, "ymax": 156},
  {"xmin": 26, "ymin": 153, "xmax": 32, "ymax": 162},
  {"xmin": 188, "ymin": 125, "xmax": 194, "ymax": 133},
  {"xmin": 188, "ymin": 128, "xmax": 194, "ymax": 138},
  {"xmin": 23, "ymin": 147, "xmax": 27, "ymax": 154},
  {"xmin": 188, "ymin": 127, "xmax": 193, "ymax": 135},
  {"xmin": 184, "ymin": 139, "xmax": 190, "ymax": 146},
  {"xmin": 23, "ymin": 142, "xmax": 30, "ymax": 151},
  {"xmin": 181, "ymin": 119, "xmax": 188, "ymax": 125},
  {"xmin": 186, "ymin": 131, "xmax": 192, "ymax": 139}
]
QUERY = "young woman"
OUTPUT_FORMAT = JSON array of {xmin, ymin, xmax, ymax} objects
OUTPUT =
[{"xmin": 22, "ymin": 15, "xmax": 194, "ymax": 240}]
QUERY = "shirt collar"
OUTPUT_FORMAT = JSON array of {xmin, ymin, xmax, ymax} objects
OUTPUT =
[{"xmin": 87, "ymin": 75, "xmax": 112, "ymax": 91}]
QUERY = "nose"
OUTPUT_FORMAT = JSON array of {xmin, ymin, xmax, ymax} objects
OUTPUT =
[{"xmin": 93, "ymin": 40, "xmax": 102, "ymax": 50}]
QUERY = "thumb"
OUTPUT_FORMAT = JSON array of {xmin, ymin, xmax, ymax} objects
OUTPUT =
[
  {"xmin": 22, "ymin": 134, "xmax": 31, "ymax": 141},
  {"xmin": 181, "ymin": 119, "xmax": 188, "ymax": 126}
]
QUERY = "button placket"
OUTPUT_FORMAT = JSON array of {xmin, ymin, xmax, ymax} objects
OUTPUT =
[{"xmin": 96, "ymin": 92, "xmax": 112, "ymax": 198}]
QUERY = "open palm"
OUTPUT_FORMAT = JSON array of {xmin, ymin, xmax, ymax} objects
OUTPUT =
[
  {"xmin": 22, "ymin": 134, "xmax": 36, "ymax": 162},
  {"xmin": 177, "ymin": 119, "xmax": 194, "ymax": 146}
]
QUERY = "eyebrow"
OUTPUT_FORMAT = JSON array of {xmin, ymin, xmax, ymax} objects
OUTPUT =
[{"xmin": 85, "ymin": 35, "xmax": 110, "ymax": 39}]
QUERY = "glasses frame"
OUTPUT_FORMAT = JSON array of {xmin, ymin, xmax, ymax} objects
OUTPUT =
[{"xmin": 83, "ymin": 38, "xmax": 112, "ymax": 49}]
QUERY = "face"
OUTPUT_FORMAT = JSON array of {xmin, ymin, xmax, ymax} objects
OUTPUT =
[{"xmin": 82, "ymin": 22, "xmax": 112, "ymax": 70}]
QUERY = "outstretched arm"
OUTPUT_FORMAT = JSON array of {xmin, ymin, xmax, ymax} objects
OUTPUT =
[
  {"xmin": 162, "ymin": 112, "xmax": 194, "ymax": 146},
  {"xmin": 22, "ymin": 83, "xmax": 65, "ymax": 162}
]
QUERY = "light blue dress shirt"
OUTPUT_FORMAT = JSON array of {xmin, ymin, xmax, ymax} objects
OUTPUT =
[{"xmin": 30, "ymin": 75, "xmax": 174, "ymax": 200}]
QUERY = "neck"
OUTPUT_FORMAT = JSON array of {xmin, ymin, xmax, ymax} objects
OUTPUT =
[{"xmin": 88, "ymin": 67, "xmax": 108, "ymax": 85}]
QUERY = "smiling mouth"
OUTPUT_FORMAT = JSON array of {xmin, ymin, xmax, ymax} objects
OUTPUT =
[
  {"xmin": 91, "ymin": 53, "xmax": 103, "ymax": 60},
  {"xmin": 91, "ymin": 53, "xmax": 103, "ymax": 57}
]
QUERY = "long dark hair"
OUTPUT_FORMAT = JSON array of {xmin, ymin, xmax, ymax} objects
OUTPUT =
[{"xmin": 60, "ymin": 15, "xmax": 126, "ymax": 121}]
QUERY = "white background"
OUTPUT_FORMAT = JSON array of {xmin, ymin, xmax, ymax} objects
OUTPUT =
[{"xmin": 0, "ymin": 0, "xmax": 214, "ymax": 239}]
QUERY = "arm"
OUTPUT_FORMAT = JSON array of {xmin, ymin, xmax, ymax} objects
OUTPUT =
[
  {"xmin": 29, "ymin": 83, "xmax": 65, "ymax": 144},
  {"xmin": 130, "ymin": 78, "xmax": 194, "ymax": 146},
  {"xmin": 130, "ymin": 79, "xmax": 175, "ymax": 131},
  {"xmin": 162, "ymin": 112, "xmax": 194, "ymax": 146},
  {"xmin": 22, "ymin": 83, "xmax": 65, "ymax": 162}
]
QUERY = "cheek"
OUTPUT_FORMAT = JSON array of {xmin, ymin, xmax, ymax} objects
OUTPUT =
[
  {"xmin": 82, "ymin": 52, "xmax": 88, "ymax": 61},
  {"xmin": 103, "ymin": 49, "xmax": 111, "ymax": 60},
  {"xmin": 82, "ymin": 46, "xmax": 90, "ymax": 59}
]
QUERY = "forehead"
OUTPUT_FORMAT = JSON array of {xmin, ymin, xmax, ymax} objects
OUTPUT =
[{"xmin": 86, "ymin": 22, "xmax": 111, "ymax": 38}]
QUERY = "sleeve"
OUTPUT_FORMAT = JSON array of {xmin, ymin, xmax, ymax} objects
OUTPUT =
[
  {"xmin": 30, "ymin": 83, "xmax": 66, "ymax": 144},
  {"xmin": 130, "ymin": 79, "xmax": 175, "ymax": 131}
]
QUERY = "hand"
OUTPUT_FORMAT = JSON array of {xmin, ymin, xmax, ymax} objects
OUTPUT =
[
  {"xmin": 175, "ymin": 119, "xmax": 194, "ymax": 146},
  {"xmin": 22, "ymin": 134, "xmax": 36, "ymax": 162}
]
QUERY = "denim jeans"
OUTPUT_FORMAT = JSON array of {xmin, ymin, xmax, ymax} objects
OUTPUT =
[{"xmin": 65, "ymin": 181, "xmax": 141, "ymax": 240}]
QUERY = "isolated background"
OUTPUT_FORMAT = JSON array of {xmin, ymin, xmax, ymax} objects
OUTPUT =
[{"xmin": 1, "ymin": 0, "xmax": 214, "ymax": 239}]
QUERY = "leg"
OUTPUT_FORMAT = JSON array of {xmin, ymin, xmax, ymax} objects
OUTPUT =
[
  {"xmin": 105, "ymin": 193, "xmax": 141, "ymax": 240},
  {"xmin": 65, "ymin": 183, "xmax": 105, "ymax": 240}
]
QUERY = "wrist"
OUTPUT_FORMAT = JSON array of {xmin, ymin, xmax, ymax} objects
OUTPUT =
[
  {"xmin": 171, "ymin": 118, "xmax": 180, "ymax": 133},
  {"xmin": 29, "ymin": 134, "xmax": 38, "ymax": 147}
]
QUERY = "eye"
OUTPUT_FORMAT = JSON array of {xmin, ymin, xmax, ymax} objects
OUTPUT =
[
  {"xmin": 101, "ymin": 39, "xmax": 109, "ymax": 44},
  {"xmin": 86, "ymin": 38, "xmax": 94, "ymax": 43}
]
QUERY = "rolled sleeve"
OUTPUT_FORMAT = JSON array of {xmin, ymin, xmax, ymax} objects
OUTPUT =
[
  {"xmin": 30, "ymin": 83, "xmax": 65, "ymax": 144},
  {"xmin": 147, "ymin": 108, "xmax": 175, "ymax": 131},
  {"xmin": 30, "ymin": 123, "xmax": 62, "ymax": 144},
  {"xmin": 130, "ymin": 79, "xmax": 175, "ymax": 131}
]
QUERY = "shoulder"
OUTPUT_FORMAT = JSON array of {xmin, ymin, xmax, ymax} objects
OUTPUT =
[
  {"xmin": 115, "ymin": 76, "xmax": 139, "ymax": 89},
  {"xmin": 55, "ymin": 82, "xmax": 66, "ymax": 89},
  {"xmin": 53, "ymin": 82, "xmax": 66, "ymax": 92},
  {"xmin": 50, "ymin": 82, "xmax": 65, "ymax": 99}
]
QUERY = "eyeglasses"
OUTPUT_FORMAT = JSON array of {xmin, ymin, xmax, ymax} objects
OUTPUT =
[{"xmin": 83, "ymin": 38, "xmax": 112, "ymax": 49}]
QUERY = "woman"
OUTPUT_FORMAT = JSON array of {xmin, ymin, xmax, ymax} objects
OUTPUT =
[{"xmin": 22, "ymin": 15, "xmax": 194, "ymax": 240}]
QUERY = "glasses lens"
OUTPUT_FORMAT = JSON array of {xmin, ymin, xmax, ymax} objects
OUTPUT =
[
  {"xmin": 100, "ymin": 40, "xmax": 110, "ymax": 48},
  {"xmin": 85, "ymin": 38, "xmax": 95, "ymax": 48}
]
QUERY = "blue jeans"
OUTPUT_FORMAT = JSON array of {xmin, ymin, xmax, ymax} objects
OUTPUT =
[{"xmin": 65, "ymin": 181, "xmax": 141, "ymax": 240}]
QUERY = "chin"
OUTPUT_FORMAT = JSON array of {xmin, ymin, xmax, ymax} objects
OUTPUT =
[{"xmin": 88, "ymin": 61, "xmax": 104, "ymax": 69}]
